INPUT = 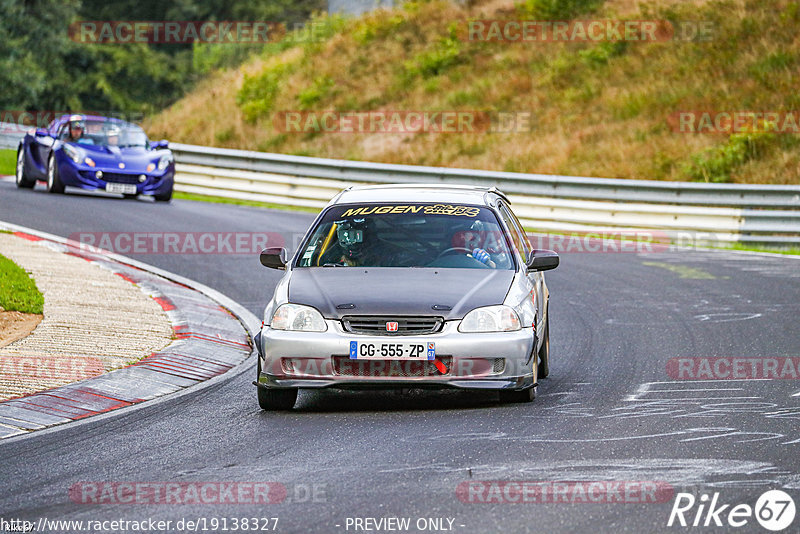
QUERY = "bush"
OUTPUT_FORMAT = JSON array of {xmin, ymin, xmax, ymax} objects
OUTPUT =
[
  {"xmin": 237, "ymin": 62, "xmax": 295, "ymax": 122},
  {"xmin": 297, "ymin": 76, "xmax": 334, "ymax": 109},
  {"xmin": 517, "ymin": 0, "xmax": 604, "ymax": 19},
  {"xmin": 684, "ymin": 132, "xmax": 777, "ymax": 183},
  {"xmin": 404, "ymin": 24, "xmax": 464, "ymax": 79}
]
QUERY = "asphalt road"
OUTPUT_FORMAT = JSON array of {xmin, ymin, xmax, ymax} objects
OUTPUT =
[{"xmin": 1, "ymin": 181, "xmax": 799, "ymax": 534}]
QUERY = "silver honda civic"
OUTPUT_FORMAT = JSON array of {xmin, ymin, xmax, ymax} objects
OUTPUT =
[{"xmin": 254, "ymin": 184, "xmax": 559, "ymax": 410}]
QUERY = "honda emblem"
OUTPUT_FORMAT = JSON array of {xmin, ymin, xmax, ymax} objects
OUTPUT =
[{"xmin": 386, "ymin": 321, "xmax": 399, "ymax": 332}]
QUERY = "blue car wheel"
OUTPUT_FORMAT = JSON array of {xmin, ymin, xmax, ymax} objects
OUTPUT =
[
  {"xmin": 15, "ymin": 147, "xmax": 35, "ymax": 189},
  {"xmin": 47, "ymin": 153, "xmax": 65, "ymax": 194}
]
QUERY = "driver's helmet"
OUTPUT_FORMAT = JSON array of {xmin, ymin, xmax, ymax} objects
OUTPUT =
[
  {"xmin": 335, "ymin": 218, "xmax": 369, "ymax": 260},
  {"xmin": 68, "ymin": 115, "xmax": 85, "ymax": 136},
  {"xmin": 106, "ymin": 124, "xmax": 120, "ymax": 144},
  {"xmin": 452, "ymin": 220, "xmax": 485, "ymax": 250}
]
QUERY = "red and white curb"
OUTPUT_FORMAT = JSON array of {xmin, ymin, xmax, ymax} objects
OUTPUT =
[{"xmin": 0, "ymin": 221, "xmax": 258, "ymax": 440}]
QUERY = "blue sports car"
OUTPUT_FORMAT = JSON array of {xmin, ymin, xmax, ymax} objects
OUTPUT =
[{"xmin": 15, "ymin": 114, "xmax": 174, "ymax": 202}]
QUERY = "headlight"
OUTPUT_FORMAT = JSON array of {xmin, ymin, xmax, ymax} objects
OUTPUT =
[
  {"xmin": 157, "ymin": 154, "xmax": 172, "ymax": 171},
  {"xmin": 270, "ymin": 303, "xmax": 327, "ymax": 332},
  {"xmin": 63, "ymin": 144, "xmax": 83, "ymax": 164},
  {"xmin": 458, "ymin": 305, "xmax": 521, "ymax": 333},
  {"xmin": 84, "ymin": 157, "xmax": 95, "ymax": 167}
]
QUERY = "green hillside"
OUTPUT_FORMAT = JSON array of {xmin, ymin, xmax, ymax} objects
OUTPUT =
[{"xmin": 146, "ymin": 0, "xmax": 800, "ymax": 184}]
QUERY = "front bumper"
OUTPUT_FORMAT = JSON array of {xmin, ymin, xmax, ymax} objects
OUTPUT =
[
  {"xmin": 59, "ymin": 163, "xmax": 174, "ymax": 196},
  {"xmin": 255, "ymin": 320, "xmax": 537, "ymax": 391}
]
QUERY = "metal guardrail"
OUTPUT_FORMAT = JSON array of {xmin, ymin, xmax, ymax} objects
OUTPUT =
[
  {"xmin": 0, "ymin": 124, "xmax": 25, "ymax": 150},
  {"xmin": 171, "ymin": 143, "xmax": 800, "ymax": 247},
  {"xmin": 2, "ymin": 122, "xmax": 797, "ymax": 247}
]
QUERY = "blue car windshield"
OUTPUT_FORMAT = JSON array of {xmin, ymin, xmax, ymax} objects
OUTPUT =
[
  {"xmin": 63, "ymin": 120, "xmax": 148, "ymax": 148},
  {"xmin": 296, "ymin": 203, "xmax": 517, "ymax": 270}
]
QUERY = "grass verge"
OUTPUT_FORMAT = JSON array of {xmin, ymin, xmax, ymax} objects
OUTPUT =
[
  {"xmin": 173, "ymin": 191, "xmax": 321, "ymax": 213},
  {"xmin": 0, "ymin": 149, "xmax": 16, "ymax": 176},
  {"xmin": 0, "ymin": 253, "xmax": 44, "ymax": 314}
]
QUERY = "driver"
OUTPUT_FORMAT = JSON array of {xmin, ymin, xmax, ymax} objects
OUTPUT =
[
  {"xmin": 65, "ymin": 115, "xmax": 86, "ymax": 143},
  {"xmin": 334, "ymin": 218, "xmax": 379, "ymax": 266},
  {"xmin": 106, "ymin": 125, "xmax": 120, "ymax": 146},
  {"xmin": 455, "ymin": 220, "xmax": 496, "ymax": 268}
]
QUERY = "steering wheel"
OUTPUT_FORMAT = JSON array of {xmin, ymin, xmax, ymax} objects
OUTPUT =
[{"xmin": 434, "ymin": 247, "xmax": 472, "ymax": 260}]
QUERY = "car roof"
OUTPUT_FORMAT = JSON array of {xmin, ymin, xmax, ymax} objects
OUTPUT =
[{"xmin": 332, "ymin": 184, "xmax": 509, "ymax": 206}]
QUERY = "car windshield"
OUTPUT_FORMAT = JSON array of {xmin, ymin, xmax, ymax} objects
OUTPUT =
[
  {"xmin": 63, "ymin": 119, "xmax": 149, "ymax": 148},
  {"xmin": 296, "ymin": 203, "xmax": 516, "ymax": 269}
]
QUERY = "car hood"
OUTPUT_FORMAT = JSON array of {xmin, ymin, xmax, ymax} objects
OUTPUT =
[
  {"xmin": 74, "ymin": 144, "xmax": 165, "ymax": 172},
  {"xmin": 287, "ymin": 267, "xmax": 515, "ymax": 320}
]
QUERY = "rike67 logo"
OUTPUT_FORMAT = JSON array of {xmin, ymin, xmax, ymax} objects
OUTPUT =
[{"xmin": 668, "ymin": 490, "xmax": 796, "ymax": 531}]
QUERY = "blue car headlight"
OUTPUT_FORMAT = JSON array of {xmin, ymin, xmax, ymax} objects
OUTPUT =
[
  {"xmin": 157, "ymin": 153, "xmax": 173, "ymax": 171},
  {"xmin": 62, "ymin": 144, "xmax": 83, "ymax": 164}
]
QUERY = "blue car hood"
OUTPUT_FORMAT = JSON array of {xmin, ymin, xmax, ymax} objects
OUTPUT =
[{"xmin": 74, "ymin": 144, "xmax": 165, "ymax": 172}]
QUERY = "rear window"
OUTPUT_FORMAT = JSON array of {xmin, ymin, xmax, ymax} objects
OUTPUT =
[{"xmin": 296, "ymin": 203, "xmax": 515, "ymax": 270}]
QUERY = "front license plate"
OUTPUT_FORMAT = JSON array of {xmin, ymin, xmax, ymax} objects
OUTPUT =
[
  {"xmin": 106, "ymin": 183, "xmax": 137, "ymax": 194},
  {"xmin": 350, "ymin": 341, "xmax": 435, "ymax": 360}
]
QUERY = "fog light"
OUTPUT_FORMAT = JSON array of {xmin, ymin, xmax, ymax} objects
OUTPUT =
[
  {"xmin": 138, "ymin": 174, "xmax": 146, "ymax": 183},
  {"xmin": 95, "ymin": 170, "xmax": 103, "ymax": 179}
]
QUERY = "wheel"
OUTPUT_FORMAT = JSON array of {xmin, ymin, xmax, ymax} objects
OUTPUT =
[
  {"xmin": 154, "ymin": 186, "xmax": 172, "ymax": 202},
  {"xmin": 46, "ymin": 153, "xmax": 65, "ymax": 194},
  {"xmin": 499, "ymin": 387, "xmax": 535, "ymax": 404},
  {"xmin": 15, "ymin": 148, "xmax": 35, "ymax": 189},
  {"xmin": 257, "ymin": 387, "xmax": 298, "ymax": 410},
  {"xmin": 538, "ymin": 311, "xmax": 550, "ymax": 378}
]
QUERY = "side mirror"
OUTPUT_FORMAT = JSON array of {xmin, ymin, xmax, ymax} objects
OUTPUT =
[
  {"xmin": 34, "ymin": 128, "xmax": 49, "ymax": 137},
  {"xmin": 150, "ymin": 140, "xmax": 169, "ymax": 149},
  {"xmin": 260, "ymin": 247, "xmax": 287, "ymax": 270},
  {"xmin": 526, "ymin": 249, "xmax": 559, "ymax": 272}
]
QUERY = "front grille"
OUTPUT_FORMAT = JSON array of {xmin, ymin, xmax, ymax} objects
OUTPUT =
[
  {"xmin": 80, "ymin": 171, "xmax": 142, "ymax": 184},
  {"xmin": 342, "ymin": 316, "xmax": 443, "ymax": 336},
  {"xmin": 102, "ymin": 172, "xmax": 141, "ymax": 184},
  {"xmin": 492, "ymin": 358, "xmax": 506, "ymax": 374},
  {"xmin": 332, "ymin": 356, "xmax": 452, "ymax": 377}
]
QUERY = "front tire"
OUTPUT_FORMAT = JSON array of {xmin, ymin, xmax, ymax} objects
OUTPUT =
[
  {"xmin": 538, "ymin": 312, "xmax": 550, "ymax": 378},
  {"xmin": 15, "ymin": 148, "xmax": 35, "ymax": 189},
  {"xmin": 257, "ymin": 387, "xmax": 298, "ymax": 410},
  {"xmin": 46, "ymin": 153, "xmax": 65, "ymax": 194},
  {"xmin": 154, "ymin": 186, "xmax": 172, "ymax": 202}
]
